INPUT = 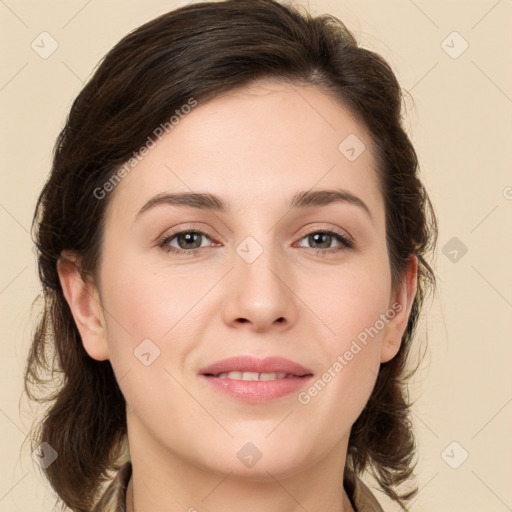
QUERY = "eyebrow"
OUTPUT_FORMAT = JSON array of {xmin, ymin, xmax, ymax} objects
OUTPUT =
[{"xmin": 135, "ymin": 188, "xmax": 372, "ymax": 221}]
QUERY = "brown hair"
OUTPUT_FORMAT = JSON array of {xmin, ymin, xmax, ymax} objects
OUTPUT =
[{"xmin": 25, "ymin": 0, "xmax": 437, "ymax": 510}]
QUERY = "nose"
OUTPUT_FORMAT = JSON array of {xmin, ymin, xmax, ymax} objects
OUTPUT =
[{"xmin": 221, "ymin": 247, "xmax": 299, "ymax": 333}]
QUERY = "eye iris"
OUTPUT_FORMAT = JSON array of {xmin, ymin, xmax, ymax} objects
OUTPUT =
[
  {"xmin": 309, "ymin": 233, "xmax": 331, "ymax": 249},
  {"xmin": 171, "ymin": 231, "xmax": 340, "ymax": 251},
  {"xmin": 178, "ymin": 232, "xmax": 202, "ymax": 249}
]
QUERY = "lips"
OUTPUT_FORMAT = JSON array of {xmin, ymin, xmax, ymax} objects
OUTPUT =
[
  {"xmin": 199, "ymin": 355, "xmax": 312, "ymax": 378},
  {"xmin": 199, "ymin": 356, "xmax": 313, "ymax": 403}
]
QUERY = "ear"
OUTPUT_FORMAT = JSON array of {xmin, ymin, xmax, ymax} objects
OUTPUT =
[
  {"xmin": 380, "ymin": 256, "xmax": 418, "ymax": 363},
  {"xmin": 57, "ymin": 252, "xmax": 109, "ymax": 361}
]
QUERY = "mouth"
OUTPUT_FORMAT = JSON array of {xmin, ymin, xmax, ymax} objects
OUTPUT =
[
  {"xmin": 205, "ymin": 371, "xmax": 307, "ymax": 381},
  {"xmin": 199, "ymin": 356, "xmax": 313, "ymax": 403}
]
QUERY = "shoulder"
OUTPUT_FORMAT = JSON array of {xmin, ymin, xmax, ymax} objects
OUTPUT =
[
  {"xmin": 94, "ymin": 461, "xmax": 385, "ymax": 512},
  {"xmin": 92, "ymin": 461, "xmax": 132, "ymax": 512},
  {"xmin": 344, "ymin": 467, "xmax": 386, "ymax": 512}
]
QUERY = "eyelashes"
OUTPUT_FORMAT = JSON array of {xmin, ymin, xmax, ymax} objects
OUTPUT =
[
  {"xmin": 296, "ymin": 231, "xmax": 354, "ymax": 252},
  {"xmin": 158, "ymin": 230, "xmax": 216, "ymax": 255},
  {"xmin": 157, "ymin": 228, "xmax": 354, "ymax": 256}
]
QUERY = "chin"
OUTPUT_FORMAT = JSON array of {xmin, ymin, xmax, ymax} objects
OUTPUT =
[{"xmin": 195, "ymin": 435, "xmax": 317, "ymax": 480}]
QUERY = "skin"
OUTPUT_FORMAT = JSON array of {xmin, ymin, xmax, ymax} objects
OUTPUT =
[{"xmin": 58, "ymin": 80, "xmax": 417, "ymax": 512}]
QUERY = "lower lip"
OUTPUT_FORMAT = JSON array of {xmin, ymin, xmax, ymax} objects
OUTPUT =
[{"xmin": 201, "ymin": 375, "xmax": 313, "ymax": 403}]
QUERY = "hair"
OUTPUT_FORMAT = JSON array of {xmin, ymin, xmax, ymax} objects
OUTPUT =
[{"xmin": 25, "ymin": 0, "xmax": 437, "ymax": 510}]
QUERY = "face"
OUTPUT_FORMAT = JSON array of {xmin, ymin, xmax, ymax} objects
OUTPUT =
[{"xmin": 60, "ymin": 80, "xmax": 415, "ymax": 480}]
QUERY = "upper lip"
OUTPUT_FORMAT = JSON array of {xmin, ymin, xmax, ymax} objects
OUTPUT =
[{"xmin": 199, "ymin": 356, "xmax": 312, "ymax": 377}]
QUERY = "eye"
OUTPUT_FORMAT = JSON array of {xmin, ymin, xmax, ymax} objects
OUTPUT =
[
  {"xmin": 296, "ymin": 230, "xmax": 353, "ymax": 253},
  {"xmin": 158, "ymin": 228, "xmax": 353, "ymax": 256},
  {"xmin": 158, "ymin": 230, "xmax": 215, "ymax": 255}
]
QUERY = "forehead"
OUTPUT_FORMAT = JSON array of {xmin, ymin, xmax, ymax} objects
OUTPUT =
[{"xmin": 106, "ymin": 80, "xmax": 383, "ymax": 223}]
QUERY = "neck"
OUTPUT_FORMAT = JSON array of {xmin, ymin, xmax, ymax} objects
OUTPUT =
[
  {"xmin": 126, "ymin": 469, "xmax": 355, "ymax": 512},
  {"xmin": 125, "ymin": 424, "xmax": 355, "ymax": 512},
  {"xmin": 127, "ymin": 479, "xmax": 354, "ymax": 512}
]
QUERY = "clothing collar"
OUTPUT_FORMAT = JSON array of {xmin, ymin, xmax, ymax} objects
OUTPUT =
[{"xmin": 93, "ymin": 461, "xmax": 385, "ymax": 512}]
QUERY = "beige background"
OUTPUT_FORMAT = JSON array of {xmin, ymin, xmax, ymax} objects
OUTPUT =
[{"xmin": 1, "ymin": 0, "xmax": 511, "ymax": 510}]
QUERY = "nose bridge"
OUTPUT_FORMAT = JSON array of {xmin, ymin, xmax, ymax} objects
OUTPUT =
[
  {"xmin": 237, "ymin": 242, "xmax": 284, "ymax": 296},
  {"xmin": 235, "ymin": 234, "xmax": 288, "ymax": 302},
  {"xmin": 223, "ymin": 232, "xmax": 297, "ymax": 331}
]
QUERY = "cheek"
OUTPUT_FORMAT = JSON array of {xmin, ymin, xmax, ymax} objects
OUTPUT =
[
  {"xmin": 301, "ymin": 256, "xmax": 392, "ymax": 349},
  {"xmin": 296, "ymin": 256, "xmax": 391, "ymax": 401},
  {"xmin": 97, "ymin": 255, "xmax": 221, "ymax": 404},
  {"xmin": 97, "ymin": 260, "xmax": 208, "ymax": 425},
  {"xmin": 100, "ymin": 257, "xmax": 211, "ymax": 343}
]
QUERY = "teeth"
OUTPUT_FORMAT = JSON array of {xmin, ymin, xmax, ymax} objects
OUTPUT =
[{"xmin": 216, "ymin": 371, "xmax": 290, "ymax": 380}]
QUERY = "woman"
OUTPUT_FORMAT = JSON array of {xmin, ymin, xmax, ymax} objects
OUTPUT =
[{"xmin": 25, "ymin": 1, "xmax": 437, "ymax": 511}]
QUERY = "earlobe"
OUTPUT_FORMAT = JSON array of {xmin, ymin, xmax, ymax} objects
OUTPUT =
[
  {"xmin": 57, "ymin": 253, "xmax": 109, "ymax": 361},
  {"xmin": 380, "ymin": 256, "xmax": 418, "ymax": 363}
]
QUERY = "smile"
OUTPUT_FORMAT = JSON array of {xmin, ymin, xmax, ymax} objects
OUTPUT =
[
  {"xmin": 199, "ymin": 356, "xmax": 313, "ymax": 403},
  {"xmin": 211, "ymin": 371, "xmax": 296, "ymax": 380}
]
